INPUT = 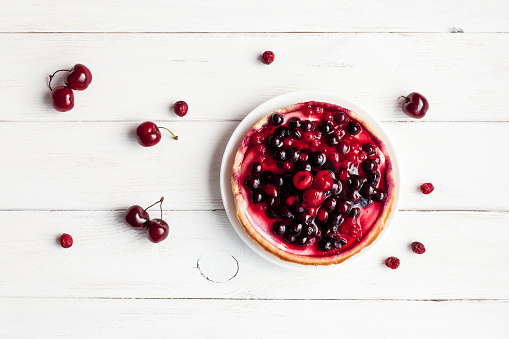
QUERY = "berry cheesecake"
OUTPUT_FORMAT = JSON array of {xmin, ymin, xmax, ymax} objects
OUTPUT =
[{"xmin": 232, "ymin": 101, "xmax": 396, "ymax": 266}]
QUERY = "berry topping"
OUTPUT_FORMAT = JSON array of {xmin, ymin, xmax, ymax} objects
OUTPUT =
[
  {"xmin": 251, "ymin": 132, "xmax": 264, "ymax": 145},
  {"xmin": 411, "ymin": 241, "xmax": 426, "ymax": 254},
  {"xmin": 366, "ymin": 172, "xmax": 380, "ymax": 185},
  {"xmin": 278, "ymin": 205, "xmax": 294, "ymax": 219},
  {"xmin": 346, "ymin": 122, "xmax": 361, "ymax": 135},
  {"xmin": 260, "ymin": 171, "xmax": 274, "ymax": 184},
  {"xmin": 286, "ymin": 148, "xmax": 300, "ymax": 163},
  {"xmin": 261, "ymin": 51, "xmax": 275, "ymax": 65},
  {"xmin": 60, "ymin": 233, "xmax": 73, "ymax": 248},
  {"xmin": 317, "ymin": 122, "xmax": 334, "ymax": 134},
  {"xmin": 308, "ymin": 152, "xmax": 326, "ymax": 167},
  {"xmin": 245, "ymin": 175, "xmax": 260, "ymax": 189},
  {"xmin": 293, "ymin": 171, "xmax": 313, "ymax": 190},
  {"xmin": 334, "ymin": 112, "xmax": 347, "ymax": 124},
  {"xmin": 420, "ymin": 183, "xmax": 435, "ymax": 194},
  {"xmin": 385, "ymin": 256, "xmax": 400, "ymax": 269},
  {"xmin": 319, "ymin": 238, "xmax": 334, "ymax": 252},
  {"xmin": 174, "ymin": 100, "xmax": 188, "ymax": 117},
  {"xmin": 273, "ymin": 148, "xmax": 286, "ymax": 161},
  {"xmin": 336, "ymin": 200, "xmax": 351, "ymax": 215},
  {"xmin": 273, "ymin": 174, "xmax": 285, "ymax": 187},
  {"xmin": 325, "ymin": 134, "xmax": 339, "ymax": 146},
  {"xmin": 288, "ymin": 117, "xmax": 302, "ymax": 129},
  {"xmin": 323, "ymin": 196, "xmax": 337, "ymax": 211},
  {"xmin": 303, "ymin": 188, "xmax": 325, "ymax": 207},
  {"xmin": 284, "ymin": 233, "xmax": 297, "ymax": 244},
  {"xmin": 313, "ymin": 170, "xmax": 333, "ymax": 192},
  {"xmin": 263, "ymin": 184, "xmax": 278, "ymax": 197},
  {"xmin": 402, "ymin": 92, "xmax": 429, "ymax": 119},
  {"xmin": 272, "ymin": 221, "xmax": 286, "ymax": 235},
  {"xmin": 271, "ymin": 113, "xmax": 284, "ymax": 126},
  {"xmin": 362, "ymin": 159, "xmax": 378, "ymax": 173},
  {"xmin": 268, "ymin": 135, "xmax": 283, "ymax": 149},
  {"xmin": 347, "ymin": 175, "xmax": 363, "ymax": 191},
  {"xmin": 360, "ymin": 183, "xmax": 375, "ymax": 198},
  {"xmin": 373, "ymin": 190, "xmax": 387, "ymax": 202},
  {"xmin": 333, "ymin": 238, "xmax": 346, "ymax": 249},
  {"xmin": 265, "ymin": 208, "xmax": 278, "ymax": 219},
  {"xmin": 251, "ymin": 189, "xmax": 264, "ymax": 203},
  {"xmin": 348, "ymin": 207, "xmax": 361, "ymax": 218},
  {"xmin": 301, "ymin": 120, "xmax": 315, "ymax": 131},
  {"xmin": 362, "ymin": 143, "xmax": 376, "ymax": 156},
  {"xmin": 251, "ymin": 162, "xmax": 262, "ymax": 174}
]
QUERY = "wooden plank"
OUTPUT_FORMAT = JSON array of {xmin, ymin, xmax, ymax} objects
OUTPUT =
[
  {"xmin": 0, "ymin": 121, "xmax": 506, "ymax": 211},
  {"xmin": 0, "ymin": 210, "xmax": 507, "ymax": 299},
  {"xmin": 0, "ymin": 298, "xmax": 507, "ymax": 338},
  {"xmin": 1, "ymin": 0, "xmax": 508, "ymax": 33},
  {"xmin": 0, "ymin": 33, "xmax": 508, "ymax": 122}
]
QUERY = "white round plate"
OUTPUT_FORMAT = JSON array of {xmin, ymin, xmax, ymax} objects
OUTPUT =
[{"xmin": 220, "ymin": 91, "xmax": 401, "ymax": 271}]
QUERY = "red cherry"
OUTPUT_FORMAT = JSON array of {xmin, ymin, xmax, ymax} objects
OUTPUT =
[
  {"xmin": 65, "ymin": 64, "xmax": 92, "ymax": 91},
  {"xmin": 136, "ymin": 121, "xmax": 178, "ymax": 147},
  {"xmin": 174, "ymin": 101, "xmax": 188, "ymax": 117},
  {"xmin": 60, "ymin": 233, "xmax": 73, "ymax": 248},
  {"xmin": 51, "ymin": 86, "xmax": 74, "ymax": 112},
  {"xmin": 124, "ymin": 205, "xmax": 150, "ymax": 230},
  {"xmin": 303, "ymin": 188, "xmax": 324, "ymax": 207},
  {"xmin": 313, "ymin": 170, "xmax": 333, "ymax": 192},
  {"xmin": 293, "ymin": 171, "xmax": 313, "ymax": 190},
  {"xmin": 402, "ymin": 92, "xmax": 429, "ymax": 119},
  {"xmin": 261, "ymin": 51, "xmax": 275, "ymax": 65},
  {"xmin": 146, "ymin": 219, "xmax": 169, "ymax": 243}
]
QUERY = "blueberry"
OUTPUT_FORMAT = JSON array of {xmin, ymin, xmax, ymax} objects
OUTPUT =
[
  {"xmin": 289, "ymin": 220, "xmax": 303, "ymax": 235},
  {"xmin": 272, "ymin": 221, "xmax": 286, "ymax": 235},
  {"xmin": 265, "ymin": 208, "xmax": 278, "ymax": 219},
  {"xmin": 373, "ymin": 190, "xmax": 387, "ymax": 202},
  {"xmin": 250, "ymin": 162, "xmax": 262, "ymax": 174},
  {"xmin": 244, "ymin": 175, "xmax": 260, "ymax": 189},
  {"xmin": 325, "ymin": 134, "xmax": 339, "ymax": 146},
  {"xmin": 297, "ymin": 162, "xmax": 312, "ymax": 172},
  {"xmin": 318, "ymin": 122, "xmax": 334, "ymax": 134},
  {"xmin": 362, "ymin": 143, "xmax": 376, "ymax": 156},
  {"xmin": 273, "ymin": 149, "xmax": 286, "ymax": 161},
  {"xmin": 297, "ymin": 236, "xmax": 309, "ymax": 246},
  {"xmin": 319, "ymin": 238, "xmax": 334, "ymax": 252},
  {"xmin": 366, "ymin": 172, "xmax": 380, "ymax": 185},
  {"xmin": 336, "ymin": 200, "xmax": 351, "ymax": 215},
  {"xmin": 337, "ymin": 141, "xmax": 350, "ymax": 155},
  {"xmin": 303, "ymin": 224, "xmax": 317, "ymax": 237},
  {"xmin": 271, "ymin": 113, "xmax": 284, "ymax": 126},
  {"xmin": 274, "ymin": 126, "xmax": 289, "ymax": 138},
  {"xmin": 250, "ymin": 189, "xmax": 264, "ymax": 203},
  {"xmin": 268, "ymin": 135, "xmax": 283, "ymax": 149},
  {"xmin": 273, "ymin": 174, "xmax": 285, "ymax": 188},
  {"xmin": 329, "ymin": 212, "xmax": 344, "ymax": 227},
  {"xmin": 288, "ymin": 117, "xmax": 302, "ymax": 129},
  {"xmin": 291, "ymin": 203, "xmax": 305, "ymax": 214},
  {"xmin": 301, "ymin": 120, "xmax": 315, "ymax": 132},
  {"xmin": 323, "ymin": 224, "xmax": 339, "ymax": 238},
  {"xmin": 330, "ymin": 180, "xmax": 342, "ymax": 195},
  {"xmin": 346, "ymin": 122, "xmax": 361, "ymax": 135},
  {"xmin": 360, "ymin": 183, "xmax": 375, "ymax": 198},
  {"xmin": 266, "ymin": 196, "xmax": 279, "ymax": 207},
  {"xmin": 323, "ymin": 197, "xmax": 337, "ymax": 211},
  {"xmin": 278, "ymin": 205, "xmax": 294, "ymax": 220},
  {"xmin": 286, "ymin": 147, "xmax": 300, "ymax": 163},
  {"xmin": 288, "ymin": 129, "xmax": 301, "ymax": 139},
  {"xmin": 362, "ymin": 159, "xmax": 378, "ymax": 173},
  {"xmin": 260, "ymin": 171, "xmax": 274, "ymax": 184},
  {"xmin": 333, "ymin": 238, "xmax": 346, "ymax": 249},
  {"xmin": 348, "ymin": 207, "xmax": 361, "ymax": 218},
  {"xmin": 308, "ymin": 152, "xmax": 326, "ymax": 167},
  {"xmin": 347, "ymin": 175, "xmax": 363, "ymax": 190},
  {"xmin": 284, "ymin": 233, "xmax": 297, "ymax": 244}
]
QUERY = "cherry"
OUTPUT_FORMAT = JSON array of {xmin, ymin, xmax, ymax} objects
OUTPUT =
[
  {"xmin": 50, "ymin": 86, "xmax": 74, "ymax": 112},
  {"xmin": 302, "ymin": 188, "xmax": 324, "ymax": 207},
  {"xmin": 124, "ymin": 197, "xmax": 164, "ymax": 230},
  {"xmin": 261, "ymin": 51, "xmax": 275, "ymax": 65},
  {"xmin": 147, "ymin": 219, "xmax": 169, "ymax": 243},
  {"xmin": 145, "ymin": 197, "xmax": 169, "ymax": 243},
  {"xmin": 60, "ymin": 233, "xmax": 73, "ymax": 248},
  {"xmin": 313, "ymin": 170, "xmax": 333, "ymax": 192},
  {"xmin": 65, "ymin": 64, "xmax": 93, "ymax": 91},
  {"xmin": 401, "ymin": 92, "xmax": 429, "ymax": 119},
  {"xmin": 136, "ymin": 121, "xmax": 178, "ymax": 147},
  {"xmin": 174, "ymin": 101, "xmax": 188, "ymax": 117}
]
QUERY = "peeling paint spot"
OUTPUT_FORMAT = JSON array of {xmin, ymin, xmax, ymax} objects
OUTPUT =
[{"xmin": 196, "ymin": 252, "xmax": 239, "ymax": 283}]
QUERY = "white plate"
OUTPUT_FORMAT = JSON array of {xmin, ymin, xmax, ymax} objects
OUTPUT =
[{"xmin": 220, "ymin": 91, "xmax": 401, "ymax": 271}]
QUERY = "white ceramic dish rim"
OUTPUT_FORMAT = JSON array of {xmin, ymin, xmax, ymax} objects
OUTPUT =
[{"xmin": 220, "ymin": 91, "xmax": 401, "ymax": 272}]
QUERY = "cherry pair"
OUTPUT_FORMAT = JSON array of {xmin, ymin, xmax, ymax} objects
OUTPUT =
[
  {"xmin": 124, "ymin": 197, "xmax": 169, "ymax": 243},
  {"xmin": 48, "ymin": 64, "xmax": 92, "ymax": 112}
]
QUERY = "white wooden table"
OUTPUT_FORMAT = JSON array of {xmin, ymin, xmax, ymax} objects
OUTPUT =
[{"xmin": 1, "ymin": 1, "xmax": 508, "ymax": 337}]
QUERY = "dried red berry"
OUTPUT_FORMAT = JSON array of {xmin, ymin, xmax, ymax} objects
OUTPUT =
[
  {"xmin": 60, "ymin": 233, "xmax": 73, "ymax": 248},
  {"xmin": 420, "ymin": 183, "xmax": 434, "ymax": 194},
  {"xmin": 261, "ymin": 51, "xmax": 275, "ymax": 65},
  {"xmin": 385, "ymin": 256, "xmax": 400, "ymax": 269},
  {"xmin": 411, "ymin": 241, "xmax": 426, "ymax": 254},
  {"xmin": 174, "ymin": 101, "xmax": 188, "ymax": 117}
]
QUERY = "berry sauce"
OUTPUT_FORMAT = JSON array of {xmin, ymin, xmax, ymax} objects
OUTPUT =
[{"xmin": 237, "ymin": 102, "xmax": 392, "ymax": 257}]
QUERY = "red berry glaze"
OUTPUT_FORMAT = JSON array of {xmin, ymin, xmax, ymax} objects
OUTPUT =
[
  {"xmin": 124, "ymin": 205, "xmax": 150, "ymax": 230},
  {"xmin": 51, "ymin": 86, "xmax": 74, "ymax": 112},
  {"xmin": 420, "ymin": 183, "xmax": 434, "ymax": 194},
  {"xmin": 65, "ymin": 64, "xmax": 92, "ymax": 91},
  {"xmin": 385, "ymin": 256, "xmax": 400, "ymax": 269},
  {"xmin": 146, "ymin": 219, "xmax": 169, "ymax": 243},
  {"xmin": 411, "ymin": 241, "xmax": 426, "ymax": 254},
  {"xmin": 261, "ymin": 51, "xmax": 275, "ymax": 65},
  {"xmin": 174, "ymin": 101, "xmax": 188, "ymax": 117},
  {"xmin": 60, "ymin": 233, "xmax": 73, "ymax": 248},
  {"xmin": 293, "ymin": 171, "xmax": 313, "ymax": 190},
  {"xmin": 402, "ymin": 92, "xmax": 429, "ymax": 119}
]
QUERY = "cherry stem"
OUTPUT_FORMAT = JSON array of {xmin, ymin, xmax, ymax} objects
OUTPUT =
[
  {"xmin": 48, "ymin": 69, "xmax": 71, "ymax": 91},
  {"xmin": 159, "ymin": 197, "xmax": 164, "ymax": 220},
  {"xmin": 400, "ymin": 95, "xmax": 409, "ymax": 102},
  {"xmin": 144, "ymin": 196, "xmax": 164, "ymax": 212},
  {"xmin": 157, "ymin": 126, "xmax": 179, "ymax": 140}
]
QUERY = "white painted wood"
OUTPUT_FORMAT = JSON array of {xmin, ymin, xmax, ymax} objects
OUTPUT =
[
  {"xmin": 0, "ymin": 121, "xmax": 506, "ymax": 210},
  {"xmin": 1, "ymin": 0, "xmax": 508, "ymax": 33},
  {"xmin": 1, "ymin": 210, "xmax": 507, "ymax": 299},
  {"xmin": 0, "ymin": 33, "xmax": 508, "ymax": 122},
  {"xmin": 0, "ymin": 298, "xmax": 507, "ymax": 338}
]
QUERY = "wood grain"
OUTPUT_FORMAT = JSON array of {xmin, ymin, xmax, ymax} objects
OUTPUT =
[
  {"xmin": 0, "ymin": 121, "xmax": 506, "ymax": 211},
  {"xmin": 0, "ymin": 33, "xmax": 508, "ymax": 122},
  {"xmin": 1, "ymin": 0, "xmax": 508, "ymax": 33},
  {"xmin": 1, "ymin": 210, "xmax": 507, "ymax": 299}
]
